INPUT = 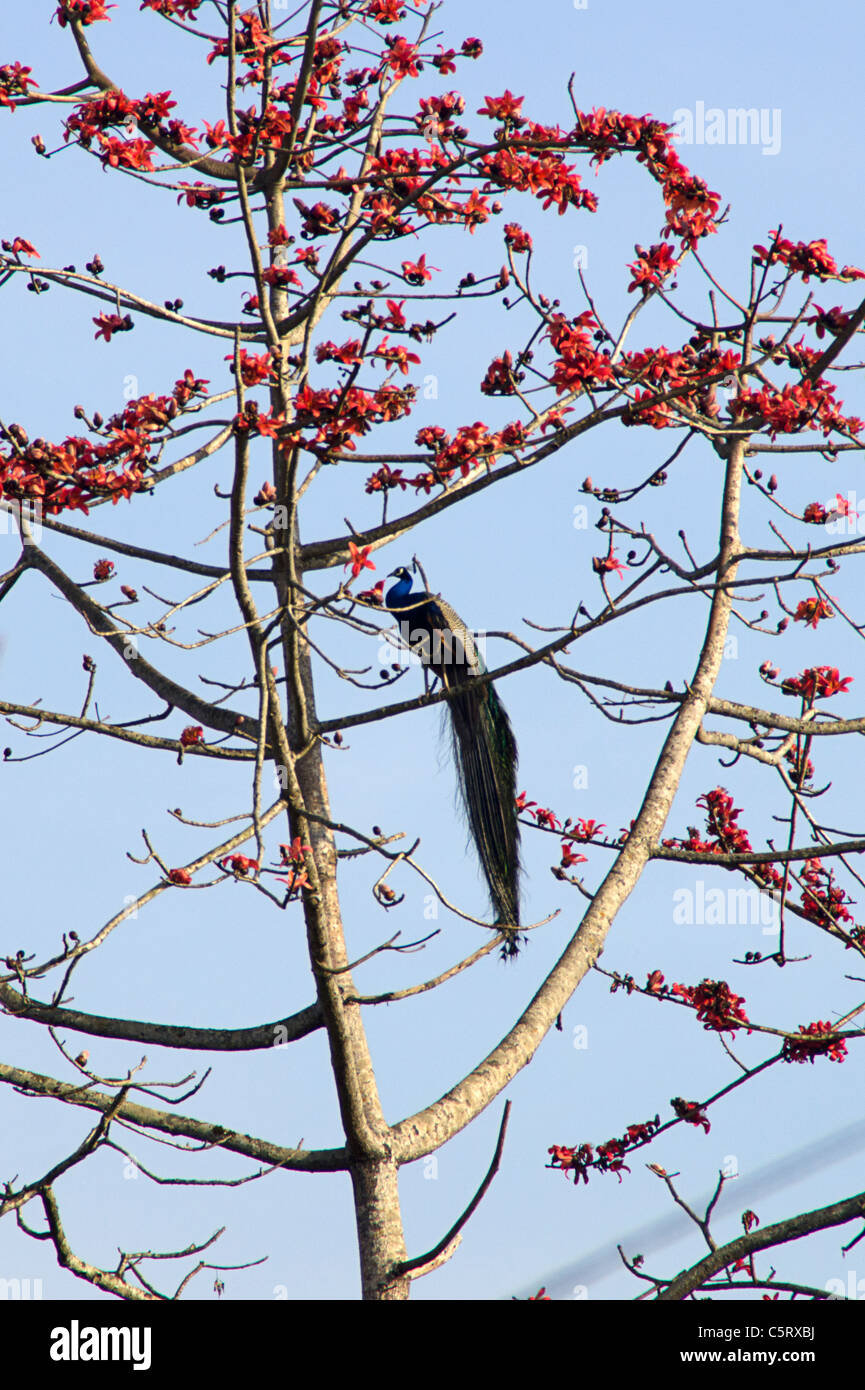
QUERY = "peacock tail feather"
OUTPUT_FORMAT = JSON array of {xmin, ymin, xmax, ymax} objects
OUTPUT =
[{"xmin": 385, "ymin": 568, "xmax": 522, "ymax": 954}]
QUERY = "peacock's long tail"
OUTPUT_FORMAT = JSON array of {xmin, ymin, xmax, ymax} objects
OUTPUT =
[
  {"xmin": 444, "ymin": 670, "xmax": 521, "ymax": 946},
  {"xmin": 385, "ymin": 568, "xmax": 522, "ymax": 953}
]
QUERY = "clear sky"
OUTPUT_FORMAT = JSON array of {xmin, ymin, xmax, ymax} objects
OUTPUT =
[{"xmin": 1, "ymin": 0, "xmax": 864, "ymax": 1303}]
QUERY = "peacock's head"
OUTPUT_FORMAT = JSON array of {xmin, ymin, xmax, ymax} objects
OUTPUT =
[{"xmin": 388, "ymin": 565, "xmax": 412, "ymax": 582}]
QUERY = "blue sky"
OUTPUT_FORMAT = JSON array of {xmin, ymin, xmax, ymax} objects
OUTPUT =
[{"xmin": 1, "ymin": 0, "xmax": 864, "ymax": 1303}]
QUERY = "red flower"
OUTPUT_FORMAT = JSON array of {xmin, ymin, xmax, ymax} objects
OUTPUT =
[
  {"xmin": 180, "ymin": 725, "xmax": 204, "ymax": 746},
  {"xmin": 401, "ymin": 254, "xmax": 437, "ymax": 285},
  {"xmin": 477, "ymin": 91, "xmax": 525, "ymax": 124},
  {"xmin": 141, "ymin": 1, "xmax": 202, "ymax": 17},
  {"xmin": 177, "ymin": 181, "xmax": 223, "ymax": 208},
  {"xmin": 794, "ymin": 597, "xmax": 834, "ymax": 629},
  {"xmin": 503, "ymin": 222, "xmax": 532, "ymax": 253},
  {"xmin": 357, "ymin": 580, "xmax": 385, "ymax": 604},
  {"xmin": 173, "ymin": 369, "xmax": 209, "ymax": 404},
  {"xmin": 753, "ymin": 232, "xmax": 841, "ymax": 283},
  {"xmin": 593, "ymin": 551, "xmax": 626, "ymax": 580},
  {"xmin": 93, "ymin": 558, "xmax": 114, "ymax": 581},
  {"xmin": 372, "ymin": 337, "xmax": 420, "ymax": 375},
  {"xmin": 781, "ymin": 666, "xmax": 852, "ymax": 701},
  {"xmin": 672, "ymin": 978, "xmax": 749, "ymax": 1033},
  {"xmin": 0, "ymin": 64, "xmax": 37, "ymax": 112},
  {"xmin": 671, "ymin": 1097, "xmax": 711, "ymax": 1133},
  {"xmin": 55, "ymin": 1, "xmax": 115, "ymax": 26},
  {"xmin": 280, "ymin": 836, "xmax": 311, "ymax": 865},
  {"xmin": 384, "ymin": 36, "xmax": 420, "ymax": 79},
  {"xmin": 7, "ymin": 237, "xmax": 40, "ymax": 258},
  {"xmin": 278, "ymin": 866, "xmax": 309, "ymax": 894},
  {"xmin": 93, "ymin": 313, "xmax": 133, "ymax": 342},
  {"xmin": 783, "ymin": 1021, "xmax": 848, "ymax": 1064},
  {"xmin": 221, "ymin": 854, "xmax": 259, "ymax": 877},
  {"xmin": 384, "ymin": 299, "xmax": 406, "ymax": 328},
  {"xmin": 802, "ymin": 501, "xmax": 828, "ymax": 524},
  {"xmin": 415, "ymin": 425, "xmax": 449, "ymax": 450},
  {"xmin": 168, "ymin": 868, "xmax": 191, "ymax": 885},
  {"xmin": 345, "ymin": 542, "xmax": 375, "ymax": 579},
  {"xmin": 559, "ymin": 843, "xmax": 587, "ymax": 869},
  {"xmin": 365, "ymin": 464, "xmax": 406, "ymax": 494},
  {"xmin": 98, "ymin": 135, "xmax": 155, "ymax": 171},
  {"xmin": 627, "ymin": 243, "xmax": 677, "ymax": 293},
  {"xmin": 480, "ymin": 351, "xmax": 519, "ymax": 396},
  {"xmin": 227, "ymin": 349, "xmax": 273, "ymax": 386},
  {"xmin": 571, "ymin": 818, "xmax": 606, "ymax": 841}
]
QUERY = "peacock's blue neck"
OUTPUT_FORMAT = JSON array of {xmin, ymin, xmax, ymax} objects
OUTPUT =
[{"xmin": 386, "ymin": 574, "xmax": 415, "ymax": 608}]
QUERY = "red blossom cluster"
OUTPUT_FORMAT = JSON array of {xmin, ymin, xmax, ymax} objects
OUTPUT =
[
  {"xmin": 227, "ymin": 349, "xmax": 274, "ymax": 387},
  {"xmin": 780, "ymin": 666, "xmax": 852, "ymax": 701},
  {"xmin": 55, "ymin": 0, "xmax": 115, "ymax": 26},
  {"xmin": 277, "ymin": 836, "xmax": 312, "ymax": 896},
  {"xmin": 481, "ymin": 140, "xmax": 597, "ymax": 218},
  {"xmin": 663, "ymin": 785, "xmax": 784, "ymax": 894},
  {"xmin": 398, "ymin": 417, "xmax": 529, "ymax": 494},
  {"xmin": 799, "ymin": 859, "xmax": 854, "ymax": 930},
  {"xmin": 516, "ymin": 794, "xmax": 607, "ymax": 874},
  {"xmin": 0, "ymin": 62, "xmax": 37, "ymax": 110},
  {"xmin": 753, "ymin": 231, "xmax": 865, "ymax": 284},
  {"xmin": 616, "ymin": 342, "xmax": 740, "ymax": 429},
  {"xmin": 0, "ymin": 425, "xmax": 150, "ymax": 515},
  {"xmin": 730, "ymin": 377, "xmax": 862, "ymax": 440},
  {"xmin": 627, "ymin": 242, "xmax": 678, "ymax": 294},
  {"xmin": 0, "ymin": 369, "xmax": 207, "ymax": 515},
  {"xmin": 574, "ymin": 107, "xmax": 720, "ymax": 248},
  {"xmin": 503, "ymin": 222, "xmax": 532, "ymax": 253},
  {"xmin": 782, "ymin": 1021, "xmax": 848, "ymax": 1064},
  {"xmin": 278, "ymin": 382, "xmax": 412, "ymax": 457},
  {"xmin": 802, "ymin": 493, "xmax": 856, "ymax": 525},
  {"xmin": 670, "ymin": 979, "xmax": 750, "ymax": 1034},
  {"xmin": 549, "ymin": 1116, "xmax": 661, "ymax": 1185},
  {"xmin": 546, "ymin": 311, "xmax": 613, "ymax": 396},
  {"xmin": 140, "ymin": 1, "xmax": 202, "ymax": 19},
  {"xmin": 480, "ymin": 350, "xmax": 521, "ymax": 396}
]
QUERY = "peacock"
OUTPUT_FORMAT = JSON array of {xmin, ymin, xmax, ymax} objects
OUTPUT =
[{"xmin": 385, "ymin": 565, "xmax": 522, "ymax": 953}]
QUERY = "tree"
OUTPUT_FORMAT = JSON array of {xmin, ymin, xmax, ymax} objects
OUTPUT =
[{"xmin": 1, "ymin": 0, "xmax": 864, "ymax": 1304}]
